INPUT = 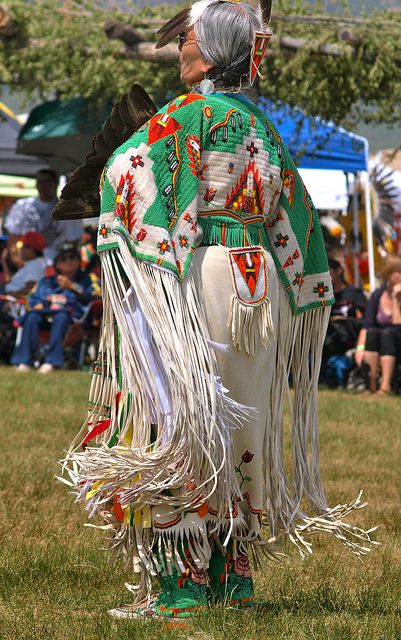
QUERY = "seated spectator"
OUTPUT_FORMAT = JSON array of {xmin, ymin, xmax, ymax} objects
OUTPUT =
[
  {"xmin": 322, "ymin": 259, "xmax": 368, "ymax": 386},
  {"xmin": 330, "ymin": 258, "xmax": 367, "ymax": 318},
  {"xmin": 355, "ymin": 255, "xmax": 401, "ymax": 395},
  {"xmin": 1, "ymin": 232, "xmax": 46, "ymax": 297},
  {"xmin": 11, "ymin": 244, "xmax": 100, "ymax": 374},
  {"xmin": 3, "ymin": 169, "xmax": 82, "ymax": 267}
]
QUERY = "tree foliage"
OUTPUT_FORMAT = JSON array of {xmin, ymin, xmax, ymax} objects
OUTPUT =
[
  {"xmin": 1, "ymin": 0, "xmax": 401, "ymax": 127},
  {"xmin": 264, "ymin": 0, "xmax": 401, "ymax": 127},
  {"xmin": 1, "ymin": 1, "xmax": 184, "ymax": 106}
]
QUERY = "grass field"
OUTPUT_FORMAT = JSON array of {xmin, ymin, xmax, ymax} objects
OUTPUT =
[{"xmin": 0, "ymin": 368, "xmax": 400, "ymax": 640}]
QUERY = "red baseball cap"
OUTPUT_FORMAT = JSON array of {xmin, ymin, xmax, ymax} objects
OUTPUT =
[{"xmin": 22, "ymin": 231, "xmax": 46, "ymax": 254}]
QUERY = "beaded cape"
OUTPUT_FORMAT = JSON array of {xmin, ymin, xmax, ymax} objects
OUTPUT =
[{"xmin": 97, "ymin": 91, "xmax": 333, "ymax": 313}]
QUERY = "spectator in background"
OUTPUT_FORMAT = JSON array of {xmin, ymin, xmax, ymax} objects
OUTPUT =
[
  {"xmin": 11, "ymin": 244, "xmax": 100, "ymax": 374},
  {"xmin": 329, "ymin": 259, "xmax": 367, "ymax": 321},
  {"xmin": 3, "ymin": 169, "xmax": 82, "ymax": 266},
  {"xmin": 322, "ymin": 259, "xmax": 367, "ymax": 386},
  {"xmin": 0, "ymin": 234, "xmax": 8, "ymax": 291},
  {"xmin": 355, "ymin": 255, "xmax": 401, "ymax": 395},
  {"xmin": 1, "ymin": 231, "xmax": 46, "ymax": 297},
  {"xmin": 80, "ymin": 225, "xmax": 97, "ymax": 270}
]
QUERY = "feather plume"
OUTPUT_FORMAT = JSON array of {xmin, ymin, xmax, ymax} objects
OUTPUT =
[
  {"xmin": 189, "ymin": 0, "xmax": 216, "ymax": 26},
  {"xmin": 155, "ymin": 7, "xmax": 191, "ymax": 49},
  {"xmin": 52, "ymin": 84, "xmax": 156, "ymax": 221},
  {"xmin": 370, "ymin": 163, "xmax": 401, "ymax": 248},
  {"xmin": 260, "ymin": 0, "xmax": 272, "ymax": 25}
]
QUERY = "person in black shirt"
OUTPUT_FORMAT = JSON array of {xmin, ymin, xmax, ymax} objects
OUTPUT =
[
  {"xmin": 330, "ymin": 259, "xmax": 368, "ymax": 320},
  {"xmin": 322, "ymin": 259, "xmax": 367, "ymax": 385}
]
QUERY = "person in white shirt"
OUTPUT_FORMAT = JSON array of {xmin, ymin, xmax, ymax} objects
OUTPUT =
[{"xmin": 4, "ymin": 169, "xmax": 82, "ymax": 267}]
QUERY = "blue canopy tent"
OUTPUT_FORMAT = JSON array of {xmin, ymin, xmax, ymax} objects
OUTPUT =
[
  {"xmin": 257, "ymin": 97, "xmax": 368, "ymax": 172},
  {"xmin": 257, "ymin": 98, "xmax": 374, "ymax": 289}
]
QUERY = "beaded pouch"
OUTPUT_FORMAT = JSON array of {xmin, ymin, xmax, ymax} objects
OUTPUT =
[{"xmin": 227, "ymin": 246, "xmax": 275, "ymax": 356}]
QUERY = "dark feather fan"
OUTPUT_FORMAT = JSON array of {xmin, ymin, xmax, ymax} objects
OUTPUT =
[{"xmin": 52, "ymin": 84, "xmax": 157, "ymax": 221}]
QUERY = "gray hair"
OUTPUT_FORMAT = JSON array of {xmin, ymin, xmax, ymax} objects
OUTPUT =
[{"xmin": 194, "ymin": 1, "xmax": 264, "ymax": 86}]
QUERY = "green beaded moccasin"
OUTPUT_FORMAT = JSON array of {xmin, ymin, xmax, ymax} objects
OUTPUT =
[
  {"xmin": 154, "ymin": 567, "xmax": 208, "ymax": 618},
  {"xmin": 209, "ymin": 548, "xmax": 254, "ymax": 608}
]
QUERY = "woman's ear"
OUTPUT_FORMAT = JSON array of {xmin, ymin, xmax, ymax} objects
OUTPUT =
[{"xmin": 202, "ymin": 61, "xmax": 214, "ymax": 76}]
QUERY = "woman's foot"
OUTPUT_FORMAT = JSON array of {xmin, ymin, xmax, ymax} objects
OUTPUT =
[
  {"xmin": 108, "ymin": 601, "xmax": 157, "ymax": 620},
  {"xmin": 154, "ymin": 569, "xmax": 208, "ymax": 618},
  {"xmin": 209, "ymin": 546, "xmax": 254, "ymax": 608},
  {"xmin": 376, "ymin": 388, "xmax": 390, "ymax": 397},
  {"xmin": 108, "ymin": 566, "xmax": 208, "ymax": 621},
  {"xmin": 107, "ymin": 595, "xmax": 157, "ymax": 620}
]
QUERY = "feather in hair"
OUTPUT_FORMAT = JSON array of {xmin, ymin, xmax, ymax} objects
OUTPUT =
[
  {"xmin": 260, "ymin": 0, "xmax": 272, "ymax": 24},
  {"xmin": 155, "ymin": 7, "xmax": 191, "ymax": 49},
  {"xmin": 189, "ymin": 0, "xmax": 216, "ymax": 26}
]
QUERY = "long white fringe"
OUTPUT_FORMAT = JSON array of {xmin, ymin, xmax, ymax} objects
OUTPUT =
[
  {"xmin": 228, "ymin": 294, "xmax": 275, "ymax": 357},
  {"xmin": 62, "ymin": 237, "xmax": 257, "ymax": 571},
  {"xmin": 61, "ymin": 245, "xmax": 378, "ymax": 578},
  {"xmin": 263, "ymin": 283, "xmax": 380, "ymax": 558}
]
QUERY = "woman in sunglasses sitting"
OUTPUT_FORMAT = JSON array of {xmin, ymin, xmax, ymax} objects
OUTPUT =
[{"xmin": 11, "ymin": 244, "xmax": 100, "ymax": 373}]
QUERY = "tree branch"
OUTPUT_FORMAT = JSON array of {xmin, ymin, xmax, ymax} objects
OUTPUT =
[
  {"xmin": 123, "ymin": 42, "xmax": 180, "ymax": 64},
  {"xmin": 106, "ymin": 20, "xmax": 344, "ymax": 60},
  {"xmin": 271, "ymin": 13, "xmax": 400, "ymax": 27},
  {"xmin": 0, "ymin": 4, "xmax": 18, "ymax": 38},
  {"xmin": 104, "ymin": 19, "xmax": 147, "ymax": 46},
  {"xmin": 122, "ymin": 35, "xmax": 342, "ymax": 62}
]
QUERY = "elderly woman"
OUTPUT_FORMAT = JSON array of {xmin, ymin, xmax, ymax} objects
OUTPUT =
[
  {"xmin": 63, "ymin": 0, "xmax": 374, "ymax": 621},
  {"xmin": 355, "ymin": 255, "xmax": 401, "ymax": 395}
]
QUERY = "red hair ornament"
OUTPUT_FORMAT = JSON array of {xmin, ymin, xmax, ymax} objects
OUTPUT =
[{"xmin": 249, "ymin": 31, "xmax": 272, "ymax": 85}]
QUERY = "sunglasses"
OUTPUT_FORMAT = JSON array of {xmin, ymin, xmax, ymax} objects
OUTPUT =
[
  {"xmin": 178, "ymin": 32, "xmax": 199, "ymax": 51},
  {"xmin": 178, "ymin": 32, "xmax": 187, "ymax": 48}
]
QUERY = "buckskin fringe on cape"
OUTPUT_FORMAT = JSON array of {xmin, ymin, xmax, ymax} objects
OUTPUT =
[
  {"xmin": 63, "ymin": 235, "xmax": 256, "ymax": 572},
  {"xmin": 62, "ymin": 258, "xmax": 378, "ymax": 568},
  {"xmin": 264, "ymin": 285, "xmax": 379, "ymax": 558},
  {"xmin": 62, "ymin": 256, "xmax": 378, "ymax": 574}
]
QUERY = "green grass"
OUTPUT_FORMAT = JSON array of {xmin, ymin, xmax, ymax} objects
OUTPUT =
[{"xmin": 0, "ymin": 369, "xmax": 400, "ymax": 639}]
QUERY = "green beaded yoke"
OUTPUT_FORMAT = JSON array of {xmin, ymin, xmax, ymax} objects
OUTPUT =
[{"xmin": 97, "ymin": 91, "xmax": 333, "ymax": 313}]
